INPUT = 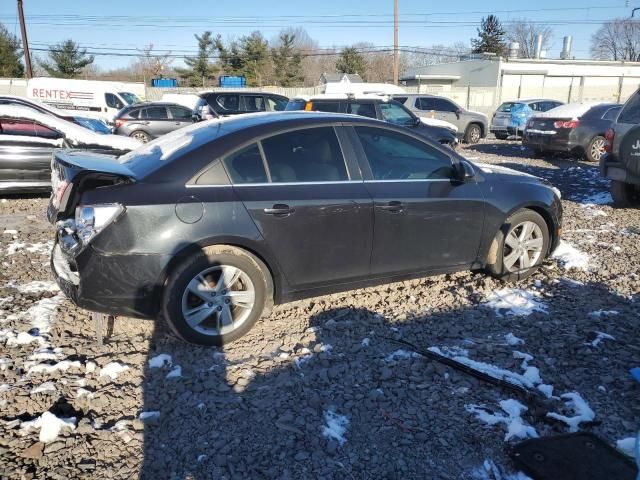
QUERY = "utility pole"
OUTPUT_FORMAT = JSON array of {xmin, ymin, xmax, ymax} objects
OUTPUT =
[
  {"xmin": 17, "ymin": 0, "xmax": 33, "ymax": 78},
  {"xmin": 393, "ymin": 0, "xmax": 399, "ymax": 85}
]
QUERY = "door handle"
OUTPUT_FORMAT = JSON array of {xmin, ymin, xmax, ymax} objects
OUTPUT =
[
  {"xmin": 378, "ymin": 201, "xmax": 404, "ymax": 212},
  {"xmin": 264, "ymin": 204, "xmax": 295, "ymax": 215}
]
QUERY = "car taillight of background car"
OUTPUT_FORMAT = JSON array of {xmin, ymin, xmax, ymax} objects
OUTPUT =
[
  {"xmin": 604, "ymin": 128, "xmax": 615, "ymax": 153},
  {"xmin": 553, "ymin": 120, "xmax": 580, "ymax": 129}
]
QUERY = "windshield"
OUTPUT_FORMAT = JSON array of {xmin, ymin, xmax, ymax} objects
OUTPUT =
[
  {"xmin": 285, "ymin": 100, "xmax": 308, "ymax": 111},
  {"xmin": 118, "ymin": 92, "xmax": 140, "ymax": 105},
  {"xmin": 497, "ymin": 102, "xmax": 516, "ymax": 113},
  {"xmin": 379, "ymin": 102, "xmax": 415, "ymax": 127}
]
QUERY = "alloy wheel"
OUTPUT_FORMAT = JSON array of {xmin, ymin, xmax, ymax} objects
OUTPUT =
[
  {"xmin": 181, "ymin": 265, "xmax": 255, "ymax": 336},
  {"xmin": 132, "ymin": 131, "xmax": 150, "ymax": 143},
  {"xmin": 502, "ymin": 221, "xmax": 544, "ymax": 273},
  {"xmin": 590, "ymin": 138, "xmax": 605, "ymax": 162},
  {"xmin": 470, "ymin": 126, "xmax": 481, "ymax": 143}
]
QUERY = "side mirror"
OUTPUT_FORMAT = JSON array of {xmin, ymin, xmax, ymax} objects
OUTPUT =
[
  {"xmin": 192, "ymin": 113, "xmax": 201, "ymax": 122},
  {"xmin": 455, "ymin": 109, "xmax": 462, "ymax": 119},
  {"xmin": 455, "ymin": 160, "xmax": 475, "ymax": 182}
]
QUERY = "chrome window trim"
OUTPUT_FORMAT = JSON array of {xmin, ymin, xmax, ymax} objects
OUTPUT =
[{"xmin": 186, "ymin": 180, "xmax": 365, "ymax": 188}]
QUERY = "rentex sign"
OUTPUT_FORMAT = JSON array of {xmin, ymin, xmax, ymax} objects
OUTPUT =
[{"xmin": 31, "ymin": 88, "xmax": 93, "ymax": 101}]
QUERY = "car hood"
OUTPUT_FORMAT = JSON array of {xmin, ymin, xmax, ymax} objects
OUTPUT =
[
  {"xmin": 473, "ymin": 162, "xmax": 539, "ymax": 180},
  {"xmin": 467, "ymin": 109, "xmax": 489, "ymax": 121}
]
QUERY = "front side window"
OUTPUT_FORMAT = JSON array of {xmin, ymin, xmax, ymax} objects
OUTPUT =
[
  {"xmin": 346, "ymin": 102, "xmax": 377, "ymax": 119},
  {"xmin": 118, "ymin": 92, "xmax": 140, "ymax": 105},
  {"xmin": 285, "ymin": 99, "xmax": 307, "ymax": 111},
  {"xmin": 379, "ymin": 103, "xmax": 415, "ymax": 127},
  {"xmin": 261, "ymin": 127, "xmax": 348, "ymax": 183},
  {"xmin": 105, "ymin": 93, "xmax": 124, "ymax": 110},
  {"xmin": 141, "ymin": 106, "xmax": 168, "ymax": 119},
  {"xmin": 355, "ymin": 126, "xmax": 453, "ymax": 181},
  {"xmin": 240, "ymin": 95, "xmax": 266, "ymax": 112},
  {"xmin": 216, "ymin": 94, "xmax": 239, "ymax": 111},
  {"xmin": 223, "ymin": 143, "xmax": 268, "ymax": 184},
  {"xmin": 168, "ymin": 105, "xmax": 193, "ymax": 120}
]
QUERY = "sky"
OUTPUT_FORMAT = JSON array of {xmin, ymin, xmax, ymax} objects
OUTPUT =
[{"xmin": 0, "ymin": 0, "xmax": 635, "ymax": 70}]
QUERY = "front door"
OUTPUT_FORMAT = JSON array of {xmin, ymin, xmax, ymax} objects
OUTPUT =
[
  {"xmin": 351, "ymin": 125, "xmax": 485, "ymax": 275},
  {"xmin": 224, "ymin": 126, "xmax": 373, "ymax": 290}
]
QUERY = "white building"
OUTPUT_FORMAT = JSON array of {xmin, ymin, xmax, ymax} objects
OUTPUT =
[{"xmin": 401, "ymin": 56, "xmax": 640, "ymax": 114}]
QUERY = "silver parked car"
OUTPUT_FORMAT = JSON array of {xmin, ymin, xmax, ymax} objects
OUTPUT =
[
  {"xmin": 392, "ymin": 94, "xmax": 488, "ymax": 143},
  {"xmin": 491, "ymin": 99, "xmax": 564, "ymax": 140},
  {"xmin": 113, "ymin": 102, "xmax": 198, "ymax": 143}
]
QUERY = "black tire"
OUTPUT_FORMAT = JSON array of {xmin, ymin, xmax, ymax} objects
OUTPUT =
[
  {"xmin": 162, "ymin": 245, "xmax": 273, "ymax": 346},
  {"xmin": 464, "ymin": 123, "xmax": 482, "ymax": 144},
  {"xmin": 130, "ymin": 130, "xmax": 151, "ymax": 143},
  {"xmin": 495, "ymin": 133, "xmax": 509, "ymax": 140},
  {"xmin": 610, "ymin": 180, "xmax": 640, "ymax": 208},
  {"xmin": 485, "ymin": 209, "xmax": 550, "ymax": 283},
  {"xmin": 585, "ymin": 135, "xmax": 606, "ymax": 163}
]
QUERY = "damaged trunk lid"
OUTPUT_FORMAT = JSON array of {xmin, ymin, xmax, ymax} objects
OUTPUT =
[{"xmin": 48, "ymin": 150, "xmax": 138, "ymax": 223}]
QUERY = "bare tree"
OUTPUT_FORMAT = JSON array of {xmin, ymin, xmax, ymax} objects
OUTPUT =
[
  {"xmin": 405, "ymin": 42, "xmax": 469, "ymax": 67},
  {"xmin": 505, "ymin": 19, "xmax": 553, "ymax": 58},
  {"xmin": 591, "ymin": 18, "xmax": 640, "ymax": 61},
  {"xmin": 135, "ymin": 44, "xmax": 173, "ymax": 82}
]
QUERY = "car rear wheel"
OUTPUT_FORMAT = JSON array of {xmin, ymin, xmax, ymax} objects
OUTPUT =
[
  {"xmin": 485, "ymin": 210, "xmax": 550, "ymax": 282},
  {"xmin": 130, "ymin": 130, "xmax": 151, "ymax": 143},
  {"xmin": 464, "ymin": 124, "xmax": 482, "ymax": 144},
  {"xmin": 610, "ymin": 180, "xmax": 640, "ymax": 208},
  {"xmin": 495, "ymin": 133, "xmax": 509, "ymax": 140},
  {"xmin": 162, "ymin": 245, "xmax": 273, "ymax": 346},
  {"xmin": 586, "ymin": 136, "xmax": 606, "ymax": 163}
]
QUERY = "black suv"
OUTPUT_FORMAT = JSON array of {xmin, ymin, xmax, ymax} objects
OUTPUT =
[
  {"xmin": 601, "ymin": 89, "xmax": 640, "ymax": 206},
  {"xmin": 285, "ymin": 95, "xmax": 458, "ymax": 148},
  {"xmin": 198, "ymin": 91, "xmax": 289, "ymax": 116}
]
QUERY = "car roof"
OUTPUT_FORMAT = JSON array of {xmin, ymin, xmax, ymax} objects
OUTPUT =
[
  {"xmin": 201, "ymin": 90, "xmax": 287, "ymax": 97},
  {"xmin": 290, "ymin": 93, "xmax": 391, "ymax": 102}
]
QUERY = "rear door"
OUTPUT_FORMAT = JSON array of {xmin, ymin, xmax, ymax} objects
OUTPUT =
[
  {"xmin": 350, "ymin": 125, "xmax": 485, "ymax": 275},
  {"xmin": 0, "ymin": 119, "xmax": 61, "ymax": 186},
  {"xmin": 240, "ymin": 95, "xmax": 266, "ymax": 113},
  {"xmin": 431, "ymin": 98, "xmax": 462, "ymax": 130},
  {"xmin": 141, "ymin": 106, "xmax": 173, "ymax": 137},
  {"xmin": 224, "ymin": 125, "xmax": 373, "ymax": 289}
]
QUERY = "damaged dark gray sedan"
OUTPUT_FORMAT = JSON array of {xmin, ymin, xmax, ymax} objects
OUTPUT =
[{"xmin": 48, "ymin": 112, "xmax": 562, "ymax": 346}]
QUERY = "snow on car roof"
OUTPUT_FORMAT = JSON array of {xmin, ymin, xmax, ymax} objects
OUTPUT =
[
  {"xmin": 0, "ymin": 105, "xmax": 140, "ymax": 151},
  {"xmin": 534, "ymin": 102, "xmax": 606, "ymax": 119}
]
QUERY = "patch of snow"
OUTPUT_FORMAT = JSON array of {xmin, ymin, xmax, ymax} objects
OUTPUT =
[
  {"xmin": 419, "ymin": 116, "xmax": 458, "ymax": 132},
  {"xmin": 28, "ymin": 360, "xmax": 82, "ymax": 375},
  {"xmin": 320, "ymin": 344, "xmax": 333, "ymax": 353},
  {"xmin": 505, "ymin": 333, "xmax": 524, "ymax": 346},
  {"xmin": 197, "ymin": 454, "xmax": 207, "ymax": 462},
  {"xmin": 472, "ymin": 460, "xmax": 533, "ymax": 480},
  {"xmin": 547, "ymin": 392, "xmax": 595, "ymax": 432},
  {"xmin": 148, "ymin": 353, "xmax": 172, "ymax": 368},
  {"xmin": 553, "ymin": 241, "xmax": 591, "ymax": 271},
  {"xmin": 0, "ymin": 383, "xmax": 10, "ymax": 392},
  {"xmin": 76, "ymin": 387, "xmax": 94, "ymax": 399},
  {"xmin": 588, "ymin": 331, "xmax": 615, "ymax": 347},
  {"xmin": 580, "ymin": 191, "xmax": 612, "ymax": 205},
  {"xmin": 589, "ymin": 310, "xmax": 619, "ymax": 318},
  {"xmin": 322, "ymin": 409, "xmax": 349, "ymax": 446},
  {"xmin": 10, "ymin": 280, "xmax": 59, "ymax": 294},
  {"xmin": 166, "ymin": 366, "xmax": 182, "ymax": 379},
  {"xmin": 139, "ymin": 411, "xmax": 160, "ymax": 421},
  {"xmin": 466, "ymin": 399, "xmax": 538, "ymax": 441},
  {"xmin": 5, "ymin": 330, "xmax": 45, "ymax": 347},
  {"xmin": 385, "ymin": 349, "xmax": 420, "ymax": 362},
  {"xmin": 537, "ymin": 384, "xmax": 554, "ymax": 398},
  {"xmin": 616, "ymin": 437, "xmax": 637, "ymax": 457},
  {"xmin": 85, "ymin": 361, "xmax": 97, "ymax": 373},
  {"xmin": 99, "ymin": 362, "xmax": 129, "ymax": 380},
  {"xmin": 25, "ymin": 294, "xmax": 64, "ymax": 334},
  {"xmin": 3, "ymin": 229, "xmax": 17, "ymax": 235},
  {"xmin": 361, "ymin": 337, "xmax": 370, "ymax": 347},
  {"xmin": 7, "ymin": 241, "xmax": 53, "ymax": 256},
  {"xmin": 484, "ymin": 289, "xmax": 547, "ymax": 316},
  {"xmin": 20, "ymin": 411, "xmax": 76, "ymax": 443},
  {"xmin": 30, "ymin": 382, "xmax": 57, "ymax": 395}
]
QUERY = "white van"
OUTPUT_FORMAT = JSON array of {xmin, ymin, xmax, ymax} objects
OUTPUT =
[{"xmin": 26, "ymin": 77, "xmax": 143, "ymax": 122}]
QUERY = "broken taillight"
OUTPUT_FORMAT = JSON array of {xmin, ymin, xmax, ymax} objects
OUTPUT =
[
  {"xmin": 114, "ymin": 119, "xmax": 128, "ymax": 128},
  {"xmin": 604, "ymin": 128, "xmax": 615, "ymax": 153},
  {"xmin": 51, "ymin": 180, "xmax": 70, "ymax": 209},
  {"xmin": 553, "ymin": 119, "xmax": 580, "ymax": 129}
]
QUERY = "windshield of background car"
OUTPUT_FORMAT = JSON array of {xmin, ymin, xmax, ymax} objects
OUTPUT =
[
  {"xmin": 118, "ymin": 92, "xmax": 140, "ymax": 105},
  {"xmin": 379, "ymin": 102, "xmax": 415, "ymax": 127},
  {"xmin": 285, "ymin": 99, "xmax": 307, "ymax": 111},
  {"xmin": 497, "ymin": 102, "xmax": 515, "ymax": 113}
]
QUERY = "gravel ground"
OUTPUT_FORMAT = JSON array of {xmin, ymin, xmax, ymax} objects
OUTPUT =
[{"xmin": 0, "ymin": 139, "xmax": 638, "ymax": 480}]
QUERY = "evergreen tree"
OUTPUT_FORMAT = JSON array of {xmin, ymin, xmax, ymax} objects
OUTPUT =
[
  {"xmin": 239, "ymin": 31, "xmax": 269, "ymax": 86},
  {"xmin": 336, "ymin": 47, "xmax": 367, "ymax": 78},
  {"xmin": 271, "ymin": 33, "xmax": 303, "ymax": 87},
  {"xmin": 0, "ymin": 24, "xmax": 24, "ymax": 77},
  {"xmin": 471, "ymin": 15, "xmax": 507, "ymax": 56},
  {"xmin": 39, "ymin": 40, "xmax": 94, "ymax": 78},
  {"xmin": 176, "ymin": 31, "xmax": 218, "ymax": 87}
]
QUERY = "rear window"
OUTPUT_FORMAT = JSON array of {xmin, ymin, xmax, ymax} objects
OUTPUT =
[
  {"xmin": 285, "ymin": 100, "xmax": 307, "ymax": 111},
  {"xmin": 602, "ymin": 106, "xmax": 621, "ymax": 121},
  {"xmin": 618, "ymin": 92, "xmax": 640, "ymax": 124},
  {"xmin": 497, "ymin": 102, "xmax": 516, "ymax": 113},
  {"xmin": 307, "ymin": 101, "xmax": 341, "ymax": 113}
]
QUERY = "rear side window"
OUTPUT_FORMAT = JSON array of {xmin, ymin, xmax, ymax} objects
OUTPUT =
[
  {"xmin": 432, "ymin": 98, "xmax": 458, "ymax": 112},
  {"xmin": 415, "ymin": 97, "xmax": 435, "ymax": 110},
  {"xmin": 267, "ymin": 96, "xmax": 288, "ymax": 111},
  {"xmin": 0, "ymin": 119, "xmax": 61, "ymax": 139},
  {"xmin": 141, "ymin": 106, "xmax": 168, "ymax": 119},
  {"xmin": 223, "ymin": 143, "xmax": 268, "ymax": 184},
  {"xmin": 308, "ymin": 101, "xmax": 341, "ymax": 113},
  {"xmin": 241, "ymin": 95, "xmax": 266, "ymax": 112},
  {"xmin": 355, "ymin": 126, "xmax": 453, "ymax": 181},
  {"xmin": 261, "ymin": 127, "xmax": 348, "ymax": 183},
  {"xmin": 285, "ymin": 99, "xmax": 307, "ymax": 111},
  {"xmin": 618, "ymin": 94, "xmax": 640, "ymax": 124},
  {"xmin": 168, "ymin": 105, "xmax": 193, "ymax": 119},
  {"xmin": 346, "ymin": 102, "xmax": 377, "ymax": 119},
  {"xmin": 602, "ymin": 106, "xmax": 621, "ymax": 121},
  {"xmin": 127, "ymin": 109, "xmax": 140, "ymax": 119}
]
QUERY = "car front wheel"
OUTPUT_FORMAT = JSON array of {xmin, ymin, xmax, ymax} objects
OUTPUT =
[
  {"xmin": 464, "ymin": 124, "xmax": 482, "ymax": 144},
  {"xmin": 485, "ymin": 209, "xmax": 550, "ymax": 282},
  {"xmin": 162, "ymin": 245, "xmax": 273, "ymax": 346}
]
